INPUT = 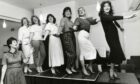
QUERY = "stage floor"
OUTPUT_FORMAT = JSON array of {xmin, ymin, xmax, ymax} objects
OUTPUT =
[{"xmin": 25, "ymin": 69, "xmax": 139, "ymax": 84}]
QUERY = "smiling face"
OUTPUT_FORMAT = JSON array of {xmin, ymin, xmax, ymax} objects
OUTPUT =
[
  {"xmin": 23, "ymin": 19, "xmax": 28, "ymax": 26},
  {"xmin": 10, "ymin": 40, "xmax": 18, "ymax": 49},
  {"xmin": 48, "ymin": 16, "xmax": 54, "ymax": 23},
  {"xmin": 65, "ymin": 10, "xmax": 71, "ymax": 18},
  {"xmin": 78, "ymin": 7, "xmax": 86, "ymax": 17},
  {"xmin": 33, "ymin": 17, "xmax": 39, "ymax": 24},
  {"xmin": 103, "ymin": 3, "xmax": 111, "ymax": 13}
]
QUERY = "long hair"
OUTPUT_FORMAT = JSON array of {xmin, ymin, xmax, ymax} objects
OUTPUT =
[
  {"xmin": 46, "ymin": 14, "xmax": 56, "ymax": 24},
  {"xmin": 21, "ymin": 17, "xmax": 29, "ymax": 27},
  {"xmin": 99, "ymin": 1, "xmax": 114, "ymax": 16},
  {"xmin": 31, "ymin": 15, "xmax": 41, "ymax": 25},
  {"xmin": 63, "ymin": 7, "xmax": 72, "ymax": 20}
]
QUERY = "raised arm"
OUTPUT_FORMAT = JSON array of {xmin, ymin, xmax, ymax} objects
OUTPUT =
[
  {"xmin": 101, "ymin": 14, "xmax": 123, "ymax": 21},
  {"xmin": 87, "ymin": 17, "xmax": 98, "ymax": 25}
]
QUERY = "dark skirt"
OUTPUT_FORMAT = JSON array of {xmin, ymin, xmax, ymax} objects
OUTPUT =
[
  {"xmin": 60, "ymin": 32, "xmax": 76, "ymax": 68},
  {"xmin": 4, "ymin": 67, "xmax": 26, "ymax": 84},
  {"xmin": 104, "ymin": 27, "xmax": 126, "ymax": 64}
]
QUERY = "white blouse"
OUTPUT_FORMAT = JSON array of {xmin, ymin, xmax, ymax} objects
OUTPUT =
[
  {"xmin": 44, "ymin": 23, "xmax": 58, "ymax": 35},
  {"xmin": 18, "ymin": 26, "xmax": 30, "ymax": 45},
  {"xmin": 30, "ymin": 24, "xmax": 43, "ymax": 40}
]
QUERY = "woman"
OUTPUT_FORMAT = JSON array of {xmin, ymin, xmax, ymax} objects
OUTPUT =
[
  {"xmin": 59, "ymin": 7, "xmax": 77, "ymax": 74},
  {"xmin": 30, "ymin": 15, "xmax": 46, "ymax": 73},
  {"xmin": 99, "ymin": 1, "xmax": 136, "ymax": 79},
  {"xmin": 43, "ymin": 14, "xmax": 64, "ymax": 74},
  {"xmin": 73, "ymin": 7, "xmax": 99, "ymax": 76},
  {"xmin": 0, "ymin": 37, "xmax": 26, "ymax": 84},
  {"xmin": 18, "ymin": 17, "xmax": 34, "ymax": 73}
]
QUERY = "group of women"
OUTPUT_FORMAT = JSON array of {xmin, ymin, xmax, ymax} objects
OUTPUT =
[{"xmin": 0, "ymin": 1, "xmax": 136, "ymax": 84}]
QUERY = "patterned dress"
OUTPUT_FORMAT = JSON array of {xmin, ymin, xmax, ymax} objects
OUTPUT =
[{"xmin": 2, "ymin": 51, "xmax": 26, "ymax": 84}]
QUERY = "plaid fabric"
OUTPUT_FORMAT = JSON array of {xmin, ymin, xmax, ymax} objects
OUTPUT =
[{"xmin": 61, "ymin": 32, "xmax": 76, "ymax": 68}]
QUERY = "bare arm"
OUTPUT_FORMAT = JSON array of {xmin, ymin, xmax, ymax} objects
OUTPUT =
[
  {"xmin": 0, "ymin": 65, "xmax": 7, "ymax": 84},
  {"xmin": 43, "ymin": 30, "xmax": 50, "ymax": 40}
]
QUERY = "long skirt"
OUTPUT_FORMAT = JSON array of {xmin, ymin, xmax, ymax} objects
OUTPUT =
[
  {"xmin": 4, "ymin": 67, "xmax": 26, "ymax": 84},
  {"xmin": 78, "ymin": 30, "xmax": 96, "ymax": 60},
  {"xmin": 60, "ymin": 32, "xmax": 76, "ymax": 69},
  {"xmin": 22, "ymin": 44, "xmax": 34, "ymax": 64},
  {"xmin": 49, "ymin": 35, "xmax": 64, "ymax": 67}
]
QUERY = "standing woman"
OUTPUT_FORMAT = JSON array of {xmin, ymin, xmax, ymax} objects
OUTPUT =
[
  {"xmin": 43, "ymin": 14, "xmax": 64, "ymax": 75},
  {"xmin": 59, "ymin": 7, "xmax": 77, "ymax": 74},
  {"xmin": 18, "ymin": 17, "xmax": 34, "ymax": 73},
  {"xmin": 99, "ymin": 1, "xmax": 136, "ymax": 79},
  {"xmin": 0, "ymin": 37, "xmax": 26, "ymax": 84},
  {"xmin": 73, "ymin": 7, "xmax": 99, "ymax": 76},
  {"xmin": 30, "ymin": 15, "xmax": 46, "ymax": 73}
]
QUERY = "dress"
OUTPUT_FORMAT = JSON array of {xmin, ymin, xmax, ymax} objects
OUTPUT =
[
  {"xmin": 59, "ymin": 17, "xmax": 76, "ymax": 68},
  {"xmin": 18, "ymin": 26, "xmax": 34, "ymax": 64},
  {"xmin": 2, "ymin": 51, "xmax": 26, "ymax": 84},
  {"xmin": 100, "ymin": 13, "xmax": 126, "ymax": 64},
  {"xmin": 44, "ymin": 23, "xmax": 64, "ymax": 67},
  {"xmin": 74, "ymin": 17, "xmax": 97, "ymax": 60}
]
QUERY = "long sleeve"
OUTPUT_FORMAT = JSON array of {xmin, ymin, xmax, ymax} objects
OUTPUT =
[
  {"xmin": 114, "ymin": 21, "xmax": 121, "ymax": 28},
  {"xmin": 101, "ymin": 14, "xmax": 123, "ymax": 21},
  {"xmin": 87, "ymin": 17, "xmax": 97, "ymax": 25}
]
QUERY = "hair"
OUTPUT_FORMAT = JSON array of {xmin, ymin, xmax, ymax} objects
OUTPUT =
[
  {"xmin": 7, "ymin": 37, "xmax": 17, "ymax": 48},
  {"xmin": 46, "ymin": 14, "xmax": 56, "ymax": 24},
  {"xmin": 63, "ymin": 7, "xmax": 72, "ymax": 19},
  {"xmin": 31, "ymin": 15, "xmax": 41, "ymax": 25},
  {"xmin": 99, "ymin": 1, "xmax": 114, "ymax": 16},
  {"xmin": 21, "ymin": 17, "xmax": 29, "ymax": 27},
  {"xmin": 77, "ymin": 7, "xmax": 86, "ymax": 17}
]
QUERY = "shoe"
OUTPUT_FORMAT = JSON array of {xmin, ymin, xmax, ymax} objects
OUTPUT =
[
  {"xmin": 39, "ymin": 66, "xmax": 44, "ymax": 72},
  {"xmin": 51, "ymin": 68, "xmax": 56, "ymax": 75},
  {"xmin": 87, "ymin": 66, "xmax": 94, "ymax": 74},
  {"xmin": 27, "ymin": 68, "xmax": 32, "ymax": 73},
  {"xmin": 113, "ymin": 72, "xmax": 120, "ymax": 79},
  {"xmin": 66, "ymin": 68, "xmax": 72, "ymax": 75},
  {"xmin": 71, "ymin": 67, "xmax": 77, "ymax": 73},
  {"xmin": 36, "ymin": 67, "xmax": 41, "ymax": 73},
  {"xmin": 82, "ymin": 69, "xmax": 90, "ymax": 76}
]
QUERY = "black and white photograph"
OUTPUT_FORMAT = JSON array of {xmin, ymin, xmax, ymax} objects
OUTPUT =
[{"xmin": 0, "ymin": 0, "xmax": 140, "ymax": 84}]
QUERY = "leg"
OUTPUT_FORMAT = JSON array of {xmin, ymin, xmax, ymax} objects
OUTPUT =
[
  {"xmin": 39, "ymin": 41, "xmax": 46, "ymax": 72},
  {"xmin": 87, "ymin": 60, "xmax": 94, "ymax": 73},
  {"xmin": 80, "ymin": 59, "xmax": 90, "ymax": 76},
  {"xmin": 109, "ymin": 63, "xmax": 115, "ymax": 79},
  {"xmin": 31, "ymin": 40, "xmax": 40, "ymax": 72}
]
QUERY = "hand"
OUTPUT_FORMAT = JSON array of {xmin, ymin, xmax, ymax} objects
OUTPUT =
[
  {"xmin": 96, "ymin": 17, "xmax": 100, "ymax": 22},
  {"xmin": 120, "ymin": 28, "xmax": 124, "ymax": 32},
  {"xmin": 124, "ymin": 14, "xmax": 136, "ymax": 19}
]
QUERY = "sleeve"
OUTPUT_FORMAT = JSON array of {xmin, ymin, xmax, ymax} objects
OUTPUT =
[
  {"xmin": 87, "ymin": 17, "xmax": 97, "ymax": 25},
  {"xmin": 18, "ymin": 28, "xmax": 23, "ymax": 42},
  {"xmin": 101, "ymin": 14, "xmax": 123, "ymax": 21},
  {"xmin": 2, "ymin": 54, "xmax": 7, "ymax": 65},
  {"xmin": 74, "ymin": 18, "xmax": 80, "ymax": 26},
  {"xmin": 114, "ymin": 21, "xmax": 121, "ymax": 28},
  {"xmin": 44, "ymin": 23, "xmax": 51, "ymax": 31}
]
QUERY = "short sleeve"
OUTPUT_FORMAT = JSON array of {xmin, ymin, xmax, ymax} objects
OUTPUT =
[
  {"xmin": 74, "ymin": 18, "xmax": 80, "ymax": 26},
  {"xmin": 44, "ymin": 23, "xmax": 51, "ymax": 31},
  {"xmin": 2, "ymin": 53, "xmax": 7, "ymax": 65}
]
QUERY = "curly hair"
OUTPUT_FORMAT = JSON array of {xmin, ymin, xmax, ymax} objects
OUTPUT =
[
  {"xmin": 46, "ymin": 14, "xmax": 56, "ymax": 24},
  {"xmin": 21, "ymin": 17, "xmax": 29, "ymax": 27},
  {"xmin": 99, "ymin": 1, "xmax": 114, "ymax": 16},
  {"xmin": 7, "ymin": 37, "xmax": 17, "ymax": 48},
  {"xmin": 31, "ymin": 15, "xmax": 41, "ymax": 25},
  {"xmin": 63, "ymin": 7, "xmax": 72, "ymax": 19}
]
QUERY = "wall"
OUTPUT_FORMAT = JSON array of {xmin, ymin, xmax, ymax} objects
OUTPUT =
[
  {"xmin": 34, "ymin": 0, "xmax": 140, "ymax": 59},
  {"xmin": 0, "ymin": 1, "xmax": 32, "ymax": 22}
]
